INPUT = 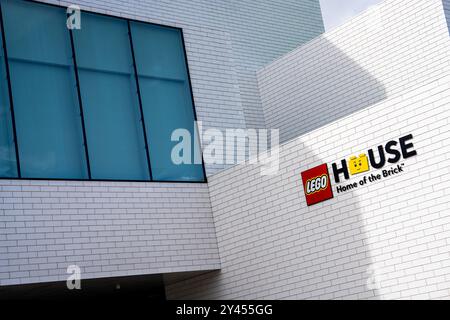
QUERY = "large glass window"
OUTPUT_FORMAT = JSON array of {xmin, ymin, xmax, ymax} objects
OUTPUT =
[{"xmin": 0, "ymin": 0, "xmax": 205, "ymax": 182}]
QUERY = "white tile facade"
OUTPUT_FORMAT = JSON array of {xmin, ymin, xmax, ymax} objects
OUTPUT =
[
  {"xmin": 0, "ymin": 0, "xmax": 324, "ymax": 286},
  {"xmin": 258, "ymin": 0, "xmax": 450, "ymax": 144},
  {"xmin": 2, "ymin": 0, "xmax": 450, "ymax": 300},
  {"xmin": 166, "ymin": 0, "xmax": 450, "ymax": 299},
  {"xmin": 0, "ymin": 180, "xmax": 219, "ymax": 285}
]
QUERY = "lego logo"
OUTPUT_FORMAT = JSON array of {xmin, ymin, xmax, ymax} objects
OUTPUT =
[
  {"xmin": 305, "ymin": 174, "xmax": 328, "ymax": 195},
  {"xmin": 301, "ymin": 163, "xmax": 334, "ymax": 206}
]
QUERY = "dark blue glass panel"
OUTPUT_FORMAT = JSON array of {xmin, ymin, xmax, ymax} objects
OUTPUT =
[
  {"xmin": 2, "ymin": 0, "xmax": 88, "ymax": 179},
  {"xmin": 130, "ymin": 22, "xmax": 204, "ymax": 182},
  {"xmin": 73, "ymin": 14, "xmax": 149, "ymax": 180}
]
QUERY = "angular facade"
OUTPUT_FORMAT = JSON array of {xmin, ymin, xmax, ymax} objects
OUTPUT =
[{"xmin": 1, "ymin": 0, "xmax": 450, "ymax": 300}]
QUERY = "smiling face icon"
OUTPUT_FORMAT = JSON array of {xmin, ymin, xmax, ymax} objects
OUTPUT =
[{"xmin": 349, "ymin": 154, "xmax": 370, "ymax": 175}]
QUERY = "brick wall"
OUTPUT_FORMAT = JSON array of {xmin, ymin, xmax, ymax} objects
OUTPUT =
[
  {"xmin": 166, "ymin": 74, "xmax": 450, "ymax": 300},
  {"xmin": 0, "ymin": 180, "xmax": 219, "ymax": 285},
  {"xmin": 224, "ymin": 0, "xmax": 324, "ymax": 128},
  {"xmin": 0, "ymin": 0, "xmax": 324, "ymax": 286},
  {"xmin": 166, "ymin": 0, "xmax": 450, "ymax": 299},
  {"xmin": 258, "ymin": 0, "xmax": 450, "ymax": 144}
]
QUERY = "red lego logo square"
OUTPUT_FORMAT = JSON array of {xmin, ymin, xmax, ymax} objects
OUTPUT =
[{"xmin": 301, "ymin": 163, "xmax": 334, "ymax": 206}]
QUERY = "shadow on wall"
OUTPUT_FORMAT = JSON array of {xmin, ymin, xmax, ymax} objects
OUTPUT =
[
  {"xmin": 164, "ymin": 143, "xmax": 381, "ymax": 299},
  {"xmin": 260, "ymin": 38, "xmax": 387, "ymax": 144},
  {"xmin": 164, "ymin": 40, "xmax": 390, "ymax": 300}
]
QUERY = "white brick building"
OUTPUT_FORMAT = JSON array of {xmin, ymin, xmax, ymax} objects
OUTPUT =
[{"xmin": 1, "ymin": 0, "xmax": 450, "ymax": 300}]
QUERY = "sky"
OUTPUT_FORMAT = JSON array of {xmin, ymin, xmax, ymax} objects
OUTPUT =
[{"xmin": 319, "ymin": 0, "xmax": 384, "ymax": 31}]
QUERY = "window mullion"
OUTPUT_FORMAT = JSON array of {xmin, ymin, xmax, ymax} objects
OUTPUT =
[{"xmin": 68, "ymin": 25, "xmax": 92, "ymax": 180}]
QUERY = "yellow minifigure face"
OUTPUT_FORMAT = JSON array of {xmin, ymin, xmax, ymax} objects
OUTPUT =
[{"xmin": 349, "ymin": 154, "xmax": 370, "ymax": 175}]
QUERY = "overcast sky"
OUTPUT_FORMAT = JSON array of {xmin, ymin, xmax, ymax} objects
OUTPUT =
[{"xmin": 319, "ymin": 0, "xmax": 383, "ymax": 31}]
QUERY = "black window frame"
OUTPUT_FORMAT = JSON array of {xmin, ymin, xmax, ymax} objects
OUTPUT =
[{"xmin": 0, "ymin": 0, "xmax": 207, "ymax": 184}]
